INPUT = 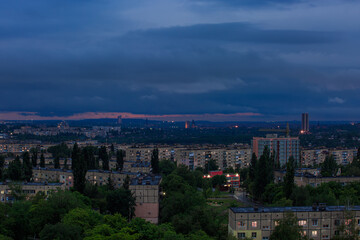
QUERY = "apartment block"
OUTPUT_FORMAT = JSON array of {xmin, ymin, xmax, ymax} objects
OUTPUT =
[
  {"xmin": 274, "ymin": 169, "xmax": 360, "ymax": 187},
  {"xmin": 229, "ymin": 205, "xmax": 360, "ymax": 240},
  {"xmin": 252, "ymin": 135, "xmax": 300, "ymax": 167},
  {"xmin": 301, "ymin": 148, "xmax": 357, "ymax": 167},
  {"xmin": 129, "ymin": 175, "xmax": 162, "ymax": 224},
  {"xmin": 32, "ymin": 168, "xmax": 138, "ymax": 189},
  {"xmin": 0, "ymin": 182, "xmax": 65, "ymax": 203}
]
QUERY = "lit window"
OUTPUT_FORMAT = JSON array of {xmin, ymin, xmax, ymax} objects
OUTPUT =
[
  {"xmin": 238, "ymin": 221, "xmax": 245, "ymax": 227},
  {"xmin": 274, "ymin": 220, "xmax": 279, "ymax": 226},
  {"xmin": 345, "ymin": 219, "xmax": 352, "ymax": 225},
  {"xmin": 252, "ymin": 221, "xmax": 257, "ymax": 228},
  {"xmin": 298, "ymin": 220, "xmax": 307, "ymax": 226},
  {"xmin": 312, "ymin": 231, "xmax": 318, "ymax": 237}
]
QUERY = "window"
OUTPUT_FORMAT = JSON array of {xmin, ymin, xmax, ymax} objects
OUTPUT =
[
  {"xmin": 298, "ymin": 220, "xmax": 307, "ymax": 226},
  {"xmin": 238, "ymin": 233, "xmax": 245, "ymax": 239},
  {"xmin": 252, "ymin": 232, "xmax": 257, "ymax": 238},
  {"xmin": 262, "ymin": 237, "xmax": 269, "ymax": 240},
  {"xmin": 322, "ymin": 235, "xmax": 329, "ymax": 239},
  {"xmin": 335, "ymin": 220, "xmax": 341, "ymax": 226},
  {"xmin": 263, "ymin": 225, "xmax": 269, "ymax": 230},
  {"xmin": 323, "ymin": 224, "xmax": 329, "ymax": 228},
  {"xmin": 312, "ymin": 219, "xmax": 318, "ymax": 226},
  {"xmin": 334, "ymin": 230, "xmax": 339, "ymax": 236},
  {"xmin": 237, "ymin": 221, "xmax": 245, "ymax": 227},
  {"xmin": 251, "ymin": 221, "xmax": 257, "ymax": 228},
  {"xmin": 274, "ymin": 220, "xmax": 279, "ymax": 226},
  {"xmin": 312, "ymin": 231, "xmax": 318, "ymax": 237}
]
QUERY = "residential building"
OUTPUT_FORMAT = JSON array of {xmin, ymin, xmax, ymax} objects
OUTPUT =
[
  {"xmin": 0, "ymin": 182, "xmax": 65, "ymax": 203},
  {"xmin": 203, "ymin": 170, "xmax": 241, "ymax": 188},
  {"xmin": 301, "ymin": 113, "xmax": 309, "ymax": 133},
  {"xmin": 274, "ymin": 169, "xmax": 360, "ymax": 187},
  {"xmin": 252, "ymin": 135, "xmax": 300, "ymax": 167},
  {"xmin": 129, "ymin": 175, "xmax": 162, "ymax": 224},
  {"xmin": 229, "ymin": 205, "xmax": 360, "ymax": 240}
]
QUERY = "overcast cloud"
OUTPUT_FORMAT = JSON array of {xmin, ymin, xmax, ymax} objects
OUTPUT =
[{"xmin": 0, "ymin": 0, "xmax": 360, "ymax": 121}]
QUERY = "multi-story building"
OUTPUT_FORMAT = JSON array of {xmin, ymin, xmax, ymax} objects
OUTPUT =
[
  {"xmin": 301, "ymin": 113, "xmax": 309, "ymax": 133},
  {"xmin": 301, "ymin": 149, "xmax": 328, "ymax": 166},
  {"xmin": 229, "ymin": 205, "xmax": 360, "ymax": 240},
  {"xmin": 274, "ymin": 170, "xmax": 360, "ymax": 187},
  {"xmin": 203, "ymin": 170, "xmax": 241, "ymax": 188},
  {"xmin": 174, "ymin": 146, "xmax": 251, "ymax": 171},
  {"xmin": 122, "ymin": 161, "xmax": 151, "ymax": 173},
  {"xmin": 252, "ymin": 134, "xmax": 300, "ymax": 167},
  {"xmin": 301, "ymin": 148, "xmax": 357, "ymax": 167},
  {"xmin": 129, "ymin": 175, "xmax": 162, "ymax": 224},
  {"xmin": 32, "ymin": 168, "xmax": 138, "ymax": 189},
  {"xmin": 331, "ymin": 149, "xmax": 357, "ymax": 165},
  {"xmin": 0, "ymin": 182, "xmax": 65, "ymax": 203}
]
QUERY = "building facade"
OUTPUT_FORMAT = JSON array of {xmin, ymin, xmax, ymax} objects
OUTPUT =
[
  {"xmin": 301, "ymin": 113, "xmax": 309, "ymax": 133},
  {"xmin": 252, "ymin": 135, "xmax": 300, "ymax": 167},
  {"xmin": 129, "ymin": 175, "xmax": 161, "ymax": 224},
  {"xmin": 229, "ymin": 205, "xmax": 360, "ymax": 240}
]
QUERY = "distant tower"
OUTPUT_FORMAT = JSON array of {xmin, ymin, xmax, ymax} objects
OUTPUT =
[
  {"xmin": 185, "ymin": 121, "xmax": 190, "ymax": 129},
  {"xmin": 301, "ymin": 113, "xmax": 309, "ymax": 133},
  {"xmin": 191, "ymin": 120, "xmax": 196, "ymax": 129},
  {"xmin": 117, "ymin": 115, "xmax": 122, "ymax": 125}
]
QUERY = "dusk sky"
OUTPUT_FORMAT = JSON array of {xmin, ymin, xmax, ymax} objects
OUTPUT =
[{"xmin": 1, "ymin": 0, "xmax": 360, "ymax": 121}]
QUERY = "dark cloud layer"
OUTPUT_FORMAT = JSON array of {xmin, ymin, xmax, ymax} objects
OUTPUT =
[{"xmin": 0, "ymin": 0, "xmax": 359, "ymax": 120}]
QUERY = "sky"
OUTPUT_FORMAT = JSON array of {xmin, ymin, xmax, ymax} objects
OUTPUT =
[{"xmin": 1, "ymin": 0, "xmax": 360, "ymax": 121}]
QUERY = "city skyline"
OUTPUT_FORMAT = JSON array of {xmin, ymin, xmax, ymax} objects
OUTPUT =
[{"xmin": 1, "ymin": 0, "xmax": 360, "ymax": 120}]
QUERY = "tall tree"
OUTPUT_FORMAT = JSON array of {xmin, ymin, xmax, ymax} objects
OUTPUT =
[
  {"xmin": 116, "ymin": 150, "xmax": 124, "ymax": 171},
  {"xmin": 270, "ymin": 212, "xmax": 307, "ymax": 240},
  {"xmin": 72, "ymin": 143, "xmax": 87, "ymax": 193},
  {"xmin": 22, "ymin": 152, "xmax": 32, "ymax": 181},
  {"xmin": 30, "ymin": 148, "xmax": 38, "ymax": 167},
  {"xmin": 284, "ymin": 156, "xmax": 296, "ymax": 199},
  {"xmin": 99, "ymin": 146, "xmax": 109, "ymax": 171},
  {"xmin": 254, "ymin": 146, "xmax": 272, "ymax": 200},
  {"xmin": 151, "ymin": 148, "xmax": 160, "ymax": 174},
  {"xmin": 54, "ymin": 157, "xmax": 60, "ymax": 169},
  {"xmin": 248, "ymin": 153, "xmax": 257, "ymax": 182},
  {"xmin": 205, "ymin": 159, "xmax": 218, "ymax": 173},
  {"xmin": 123, "ymin": 175, "xmax": 130, "ymax": 190},
  {"xmin": 106, "ymin": 188, "xmax": 136, "ymax": 220},
  {"xmin": 63, "ymin": 158, "xmax": 68, "ymax": 170},
  {"xmin": 83, "ymin": 147, "xmax": 96, "ymax": 170},
  {"xmin": 321, "ymin": 155, "xmax": 338, "ymax": 177},
  {"xmin": 0, "ymin": 155, "xmax": 5, "ymax": 180},
  {"xmin": 40, "ymin": 153, "xmax": 45, "ymax": 168},
  {"xmin": 7, "ymin": 155, "xmax": 23, "ymax": 181}
]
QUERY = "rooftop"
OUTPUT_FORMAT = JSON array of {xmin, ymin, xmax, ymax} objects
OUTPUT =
[
  {"xmin": 230, "ymin": 205, "xmax": 360, "ymax": 213},
  {"xmin": 130, "ymin": 175, "xmax": 161, "ymax": 186}
]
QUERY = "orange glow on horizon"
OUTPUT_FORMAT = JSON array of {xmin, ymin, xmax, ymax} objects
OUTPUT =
[{"xmin": 0, "ymin": 111, "xmax": 262, "ymax": 121}]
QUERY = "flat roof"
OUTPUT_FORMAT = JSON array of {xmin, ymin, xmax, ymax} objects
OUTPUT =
[
  {"xmin": 130, "ymin": 175, "xmax": 161, "ymax": 186},
  {"xmin": 230, "ymin": 205, "xmax": 360, "ymax": 213}
]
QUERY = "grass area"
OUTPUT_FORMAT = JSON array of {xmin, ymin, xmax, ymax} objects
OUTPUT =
[{"xmin": 207, "ymin": 196, "xmax": 244, "ymax": 211}]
